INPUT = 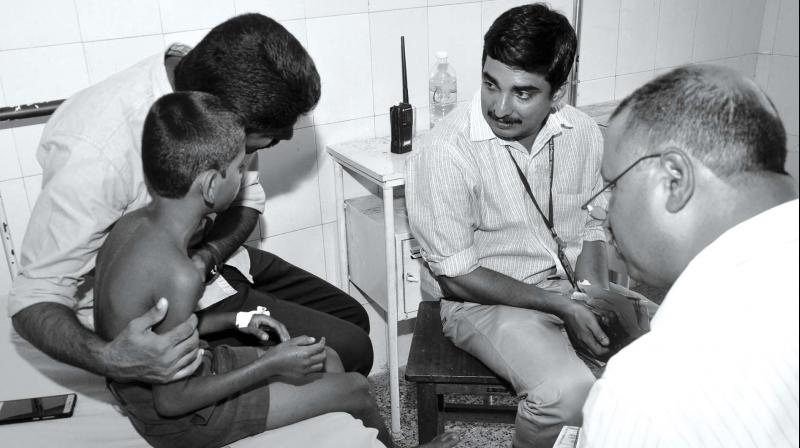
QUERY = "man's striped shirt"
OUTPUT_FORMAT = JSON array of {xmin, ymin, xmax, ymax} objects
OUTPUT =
[{"xmin": 405, "ymin": 91, "xmax": 607, "ymax": 290}]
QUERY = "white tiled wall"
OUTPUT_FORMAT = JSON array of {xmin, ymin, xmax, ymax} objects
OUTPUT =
[
  {"xmin": 574, "ymin": 0, "xmax": 798, "ymax": 182},
  {"xmin": 0, "ymin": 0, "xmax": 792, "ymax": 370},
  {"xmin": 755, "ymin": 0, "xmax": 799, "ymax": 182},
  {"xmin": 575, "ymin": 0, "xmax": 771, "ymax": 106}
]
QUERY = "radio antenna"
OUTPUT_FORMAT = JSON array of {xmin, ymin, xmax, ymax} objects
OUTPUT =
[{"xmin": 401, "ymin": 36, "xmax": 409, "ymax": 104}]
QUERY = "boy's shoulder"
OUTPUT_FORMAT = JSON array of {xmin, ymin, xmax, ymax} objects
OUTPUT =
[
  {"xmin": 101, "ymin": 211, "xmax": 195, "ymax": 284},
  {"xmin": 167, "ymin": 258, "xmax": 204, "ymax": 292},
  {"xmin": 134, "ymin": 236, "xmax": 201, "ymax": 292},
  {"xmin": 102, "ymin": 211, "xmax": 162, "ymax": 267}
]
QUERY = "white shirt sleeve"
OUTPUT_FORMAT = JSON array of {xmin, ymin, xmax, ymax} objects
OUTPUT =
[
  {"xmin": 229, "ymin": 168, "xmax": 266, "ymax": 213},
  {"xmin": 8, "ymin": 136, "xmax": 129, "ymax": 317}
]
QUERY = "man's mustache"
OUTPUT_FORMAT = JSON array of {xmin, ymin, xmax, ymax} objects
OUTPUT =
[{"xmin": 487, "ymin": 111, "xmax": 521, "ymax": 125}]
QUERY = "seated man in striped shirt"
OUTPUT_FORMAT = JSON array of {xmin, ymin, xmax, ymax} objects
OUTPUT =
[
  {"xmin": 406, "ymin": 4, "xmax": 648, "ymax": 448},
  {"xmin": 580, "ymin": 65, "xmax": 799, "ymax": 447}
]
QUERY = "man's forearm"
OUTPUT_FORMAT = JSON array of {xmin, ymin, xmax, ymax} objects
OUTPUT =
[
  {"xmin": 438, "ymin": 267, "xmax": 574, "ymax": 317},
  {"xmin": 575, "ymin": 240, "xmax": 610, "ymax": 289},
  {"xmin": 12, "ymin": 302, "xmax": 110, "ymax": 377},
  {"xmin": 202, "ymin": 206, "xmax": 260, "ymax": 261}
]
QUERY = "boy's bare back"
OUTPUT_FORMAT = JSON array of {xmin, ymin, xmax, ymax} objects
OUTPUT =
[{"xmin": 95, "ymin": 208, "xmax": 201, "ymax": 342}]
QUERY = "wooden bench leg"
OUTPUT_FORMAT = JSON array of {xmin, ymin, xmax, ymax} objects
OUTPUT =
[
  {"xmin": 436, "ymin": 392, "xmax": 445, "ymax": 435},
  {"xmin": 416, "ymin": 382, "xmax": 439, "ymax": 444}
]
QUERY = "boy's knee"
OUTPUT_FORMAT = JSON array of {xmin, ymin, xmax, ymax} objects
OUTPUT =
[
  {"xmin": 324, "ymin": 347, "xmax": 343, "ymax": 370},
  {"xmin": 346, "ymin": 372, "xmax": 371, "ymax": 395},
  {"xmin": 342, "ymin": 372, "xmax": 373, "ymax": 412}
]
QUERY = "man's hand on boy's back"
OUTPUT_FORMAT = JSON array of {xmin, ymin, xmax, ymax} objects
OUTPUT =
[
  {"xmin": 104, "ymin": 298, "xmax": 203, "ymax": 383},
  {"xmin": 259, "ymin": 336, "xmax": 328, "ymax": 379}
]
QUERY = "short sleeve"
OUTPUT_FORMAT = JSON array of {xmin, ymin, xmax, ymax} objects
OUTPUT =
[{"xmin": 229, "ymin": 169, "xmax": 266, "ymax": 213}]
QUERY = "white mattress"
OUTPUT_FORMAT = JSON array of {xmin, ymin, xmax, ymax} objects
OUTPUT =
[{"xmin": 0, "ymin": 295, "xmax": 384, "ymax": 448}]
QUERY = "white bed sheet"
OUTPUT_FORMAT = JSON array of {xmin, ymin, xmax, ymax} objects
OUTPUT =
[{"xmin": 0, "ymin": 294, "xmax": 385, "ymax": 448}]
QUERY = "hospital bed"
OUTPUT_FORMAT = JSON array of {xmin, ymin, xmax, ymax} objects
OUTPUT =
[{"xmin": 0, "ymin": 294, "xmax": 384, "ymax": 447}]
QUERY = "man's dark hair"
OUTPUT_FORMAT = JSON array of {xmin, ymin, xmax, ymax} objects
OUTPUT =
[
  {"xmin": 142, "ymin": 92, "xmax": 245, "ymax": 199},
  {"xmin": 482, "ymin": 3, "xmax": 577, "ymax": 92},
  {"xmin": 174, "ymin": 13, "xmax": 321, "ymax": 133},
  {"xmin": 613, "ymin": 64, "xmax": 788, "ymax": 178}
]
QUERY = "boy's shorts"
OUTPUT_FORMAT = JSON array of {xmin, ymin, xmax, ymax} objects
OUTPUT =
[{"xmin": 109, "ymin": 344, "xmax": 270, "ymax": 448}]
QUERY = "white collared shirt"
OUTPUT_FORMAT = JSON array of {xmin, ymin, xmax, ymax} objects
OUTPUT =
[
  {"xmin": 405, "ymin": 91, "xmax": 606, "ymax": 290},
  {"xmin": 581, "ymin": 199, "xmax": 800, "ymax": 448}
]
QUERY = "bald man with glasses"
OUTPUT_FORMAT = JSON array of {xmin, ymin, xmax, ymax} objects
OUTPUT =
[{"xmin": 580, "ymin": 65, "xmax": 799, "ymax": 448}]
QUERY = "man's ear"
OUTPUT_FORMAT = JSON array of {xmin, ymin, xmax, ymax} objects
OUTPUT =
[
  {"xmin": 552, "ymin": 84, "xmax": 567, "ymax": 103},
  {"xmin": 196, "ymin": 170, "xmax": 220, "ymax": 208},
  {"xmin": 659, "ymin": 149, "xmax": 694, "ymax": 213}
]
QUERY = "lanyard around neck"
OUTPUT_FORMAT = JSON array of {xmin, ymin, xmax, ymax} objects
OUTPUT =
[
  {"xmin": 505, "ymin": 138, "xmax": 555, "ymax": 232},
  {"xmin": 505, "ymin": 137, "xmax": 581, "ymax": 290}
]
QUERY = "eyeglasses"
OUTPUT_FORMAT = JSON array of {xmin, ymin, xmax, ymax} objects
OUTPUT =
[{"xmin": 580, "ymin": 153, "xmax": 663, "ymax": 220}]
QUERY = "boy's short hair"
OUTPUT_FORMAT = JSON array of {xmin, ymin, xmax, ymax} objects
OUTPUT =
[
  {"xmin": 483, "ymin": 3, "xmax": 577, "ymax": 92},
  {"xmin": 175, "ymin": 13, "xmax": 321, "ymax": 134},
  {"xmin": 142, "ymin": 91, "xmax": 245, "ymax": 199}
]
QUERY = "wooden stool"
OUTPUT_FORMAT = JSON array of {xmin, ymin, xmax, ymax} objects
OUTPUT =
[{"xmin": 405, "ymin": 301, "xmax": 517, "ymax": 444}]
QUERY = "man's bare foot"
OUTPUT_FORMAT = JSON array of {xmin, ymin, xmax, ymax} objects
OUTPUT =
[{"xmin": 417, "ymin": 432, "xmax": 460, "ymax": 448}]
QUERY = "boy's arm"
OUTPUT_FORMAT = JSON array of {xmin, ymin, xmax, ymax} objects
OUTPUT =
[
  {"xmin": 154, "ymin": 334, "xmax": 325, "ymax": 417},
  {"xmin": 152, "ymin": 266, "xmax": 325, "ymax": 416},
  {"xmin": 197, "ymin": 308, "xmax": 290, "ymax": 343},
  {"xmin": 196, "ymin": 312, "xmax": 236, "ymax": 335}
]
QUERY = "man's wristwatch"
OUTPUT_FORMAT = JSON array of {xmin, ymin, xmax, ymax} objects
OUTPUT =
[
  {"xmin": 207, "ymin": 262, "xmax": 219, "ymax": 282},
  {"xmin": 204, "ymin": 243, "xmax": 223, "ymax": 282}
]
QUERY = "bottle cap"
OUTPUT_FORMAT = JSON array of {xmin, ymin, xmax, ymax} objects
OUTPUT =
[{"xmin": 436, "ymin": 50, "xmax": 448, "ymax": 60}]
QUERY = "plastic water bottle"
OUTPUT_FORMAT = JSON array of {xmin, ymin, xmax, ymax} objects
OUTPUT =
[{"xmin": 429, "ymin": 51, "xmax": 457, "ymax": 128}]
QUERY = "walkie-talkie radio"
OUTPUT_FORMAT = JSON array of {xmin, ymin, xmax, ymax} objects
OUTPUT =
[{"xmin": 390, "ymin": 36, "xmax": 413, "ymax": 154}]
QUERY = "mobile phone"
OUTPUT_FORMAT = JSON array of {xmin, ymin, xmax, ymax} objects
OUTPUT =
[{"xmin": 0, "ymin": 393, "xmax": 77, "ymax": 425}]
